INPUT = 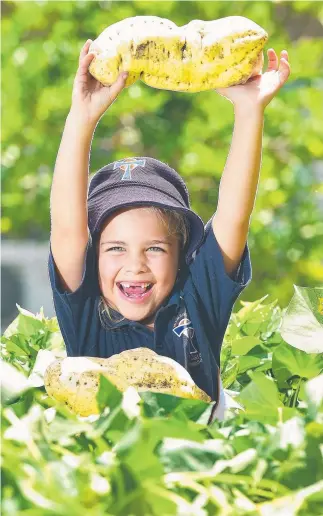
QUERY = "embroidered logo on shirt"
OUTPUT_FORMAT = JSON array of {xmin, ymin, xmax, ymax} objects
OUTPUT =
[
  {"xmin": 173, "ymin": 318, "xmax": 194, "ymax": 339},
  {"xmin": 173, "ymin": 313, "xmax": 202, "ymax": 368},
  {"xmin": 113, "ymin": 157, "xmax": 146, "ymax": 181}
]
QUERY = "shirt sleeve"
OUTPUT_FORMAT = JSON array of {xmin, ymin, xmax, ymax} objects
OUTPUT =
[
  {"xmin": 47, "ymin": 234, "xmax": 100, "ymax": 356},
  {"xmin": 184, "ymin": 216, "xmax": 252, "ymax": 331}
]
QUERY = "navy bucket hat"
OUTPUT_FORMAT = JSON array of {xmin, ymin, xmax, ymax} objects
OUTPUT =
[{"xmin": 87, "ymin": 156, "xmax": 205, "ymax": 264}]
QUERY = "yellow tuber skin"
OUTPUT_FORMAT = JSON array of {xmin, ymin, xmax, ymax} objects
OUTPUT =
[
  {"xmin": 88, "ymin": 15, "xmax": 268, "ymax": 93},
  {"xmin": 44, "ymin": 348, "xmax": 211, "ymax": 417}
]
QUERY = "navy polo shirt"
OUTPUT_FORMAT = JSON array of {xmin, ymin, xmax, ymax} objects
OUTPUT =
[{"xmin": 48, "ymin": 217, "xmax": 252, "ymax": 402}]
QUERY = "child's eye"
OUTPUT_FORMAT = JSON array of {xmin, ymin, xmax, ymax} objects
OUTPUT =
[
  {"xmin": 105, "ymin": 246, "xmax": 165, "ymax": 253},
  {"xmin": 148, "ymin": 246, "xmax": 165, "ymax": 252}
]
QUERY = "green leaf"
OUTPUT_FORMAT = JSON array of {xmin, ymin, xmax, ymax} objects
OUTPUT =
[
  {"xmin": 232, "ymin": 336, "xmax": 261, "ymax": 356},
  {"xmin": 280, "ymin": 286, "xmax": 323, "ymax": 353},
  {"xmin": 220, "ymin": 337, "xmax": 232, "ymax": 373},
  {"xmin": 44, "ymin": 415, "xmax": 93, "ymax": 442},
  {"xmin": 130, "ymin": 479, "xmax": 178, "ymax": 516},
  {"xmin": 235, "ymin": 296, "xmax": 277, "ymax": 337},
  {"xmin": 231, "ymin": 433, "xmax": 256, "ymax": 455},
  {"xmin": 238, "ymin": 356, "xmax": 262, "ymax": 374},
  {"xmin": 113, "ymin": 419, "xmax": 143, "ymax": 458},
  {"xmin": 140, "ymin": 391, "xmax": 209, "ymax": 422},
  {"xmin": 222, "ymin": 358, "xmax": 239, "ymax": 388},
  {"xmin": 272, "ymin": 342, "xmax": 323, "ymax": 388},
  {"xmin": 257, "ymin": 480, "xmax": 323, "ymax": 515},
  {"xmin": 238, "ymin": 371, "xmax": 298, "ymax": 424},
  {"xmin": 96, "ymin": 374, "xmax": 123, "ymax": 413},
  {"xmin": 114, "ymin": 417, "xmax": 203, "ymax": 481},
  {"xmin": 158, "ymin": 437, "xmax": 229, "ymax": 472},
  {"xmin": 15, "ymin": 304, "xmax": 45, "ymax": 338},
  {"xmin": 89, "ymin": 405, "xmax": 129, "ymax": 443},
  {"xmin": 1, "ymin": 334, "xmax": 30, "ymax": 356}
]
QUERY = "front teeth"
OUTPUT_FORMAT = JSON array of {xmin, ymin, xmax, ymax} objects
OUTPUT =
[{"xmin": 120, "ymin": 282, "xmax": 151, "ymax": 288}]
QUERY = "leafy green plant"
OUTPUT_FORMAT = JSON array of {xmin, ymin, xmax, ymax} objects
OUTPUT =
[{"xmin": 1, "ymin": 286, "xmax": 323, "ymax": 515}]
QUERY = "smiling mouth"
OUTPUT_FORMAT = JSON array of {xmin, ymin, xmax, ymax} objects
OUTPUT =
[{"xmin": 117, "ymin": 282, "xmax": 153, "ymax": 298}]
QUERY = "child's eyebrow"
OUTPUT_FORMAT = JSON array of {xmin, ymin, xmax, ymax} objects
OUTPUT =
[{"xmin": 100, "ymin": 239, "xmax": 172, "ymax": 246}]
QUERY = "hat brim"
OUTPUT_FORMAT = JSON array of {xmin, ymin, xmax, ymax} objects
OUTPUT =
[{"xmin": 88, "ymin": 184, "xmax": 205, "ymax": 264}]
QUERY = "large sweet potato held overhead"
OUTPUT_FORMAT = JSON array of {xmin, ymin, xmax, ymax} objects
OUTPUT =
[{"xmin": 88, "ymin": 15, "xmax": 268, "ymax": 92}]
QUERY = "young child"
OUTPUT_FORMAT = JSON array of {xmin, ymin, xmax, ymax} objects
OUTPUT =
[{"xmin": 49, "ymin": 40, "xmax": 290, "ymax": 419}]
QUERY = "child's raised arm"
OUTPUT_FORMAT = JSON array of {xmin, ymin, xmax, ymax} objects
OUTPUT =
[{"xmin": 50, "ymin": 40, "xmax": 128, "ymax": 293}]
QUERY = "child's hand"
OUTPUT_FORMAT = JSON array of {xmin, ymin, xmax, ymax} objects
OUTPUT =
[
  {"xmin": 71, "ymin": 39, "xmax": 128, "ymax": 123},
  {"xmin": 215, "ymin": 49, "xmax": 291, "ymax": 112}
]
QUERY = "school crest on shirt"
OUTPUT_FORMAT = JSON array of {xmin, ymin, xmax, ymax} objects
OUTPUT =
[
  {"xmin": 173, "ymin": 308, "xmax": 202, "ymax": 369},
  {"xmin": 113, "ymin": 157, "xmax": 146, "ymax": 181}
]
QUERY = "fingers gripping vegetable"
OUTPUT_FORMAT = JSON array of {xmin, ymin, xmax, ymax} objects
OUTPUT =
[
  {"xmin": 44, "ymin": 348, "xmax": 211, "ymax": 416},
  {"xmin": 88, "ymin": 15, "xmax": 268, "ymax": 92}
]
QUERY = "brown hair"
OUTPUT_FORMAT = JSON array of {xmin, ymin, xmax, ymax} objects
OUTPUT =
[{"xmin": 98, "ymin": 206, "xmax": 189, "ymax": 327}]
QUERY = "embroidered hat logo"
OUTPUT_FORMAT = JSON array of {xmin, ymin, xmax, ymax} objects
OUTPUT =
[{"xmin": 113, "ymin": 157, "xmax": 146, "ymax": 181}]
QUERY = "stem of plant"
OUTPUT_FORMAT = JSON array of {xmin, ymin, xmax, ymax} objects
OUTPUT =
[{"xmin": 293, "ymin": 377, "xmax": 303, "ymax": 408}]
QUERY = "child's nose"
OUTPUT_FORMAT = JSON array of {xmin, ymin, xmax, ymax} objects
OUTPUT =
[{"xmin": 124, "ymin": 253, "xmax": 149, "ymax": 274}]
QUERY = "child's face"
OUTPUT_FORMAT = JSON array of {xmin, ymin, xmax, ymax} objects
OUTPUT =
[{"xmin": 97, "ymin": 207, "xmax": 180, "ymax": 327}]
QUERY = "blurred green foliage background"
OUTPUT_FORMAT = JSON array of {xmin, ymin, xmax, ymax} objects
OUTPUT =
[{"xmin": 1, "ymin": 0, "xmax": 323, "ymax": 307}]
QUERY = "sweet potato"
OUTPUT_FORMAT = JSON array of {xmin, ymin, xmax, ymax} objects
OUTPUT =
[
  {"xmin": 44, "ymin": 348, "xmax": 211, "ymax": 416},
  {"xmin": 88, "ymin": 15, "xmax": 268, "ymax": 92}
]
